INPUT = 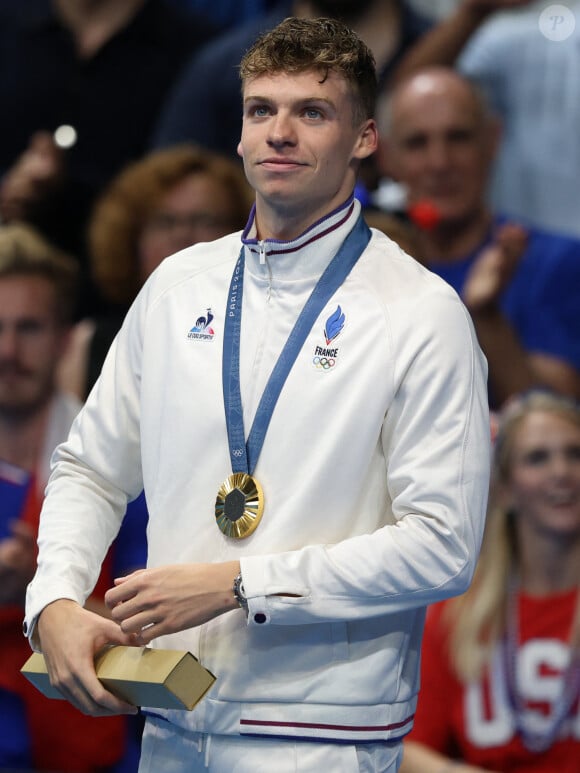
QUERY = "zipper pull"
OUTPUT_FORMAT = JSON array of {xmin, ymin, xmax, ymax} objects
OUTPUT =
[{"xmin": 259, "ymin": 240, "xmax": 267, "ymax": 265}]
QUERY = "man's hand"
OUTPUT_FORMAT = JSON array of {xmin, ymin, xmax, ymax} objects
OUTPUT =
[
  {"xmin": 105, "ymin": 561, "xmax": 240, "ymax": 646},
  {"xmin": 462, "ymin": 223, "xmax": 527, "ymax": 313},
  {"xmin": 36, "ymin": 598, "xmax": 138, "ymax": 716},
  {"xmin": 0, "ymin": 521, "xmax": 36, "ymax": 606}
]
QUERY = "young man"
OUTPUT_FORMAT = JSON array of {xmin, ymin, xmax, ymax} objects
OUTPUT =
[{"xmin": 25, "ymin": 18, "xmax": 490, "ymax": 773}]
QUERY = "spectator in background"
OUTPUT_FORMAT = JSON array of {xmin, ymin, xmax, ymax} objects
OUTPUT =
[
  {"xmin": 58, "ymin": 144, "xmax": 254, "ymax": 401},
  {"xmin": 378, "ymin": 67, "xmax": 580, "ymax": 408},
  {"xmin": 400, "ymin": 389, "xmax": 580, "ymax": 773},
  {"xmin": 0, "ymin": 223, "xmax": 146, "ymax": 771},
  {"xmin": 390, "ymin": 0, "xmax": 580, "ymax": 239},
  {"xmin": 0, "ymin": 0, "xmax": 216, "ymax": 312}
]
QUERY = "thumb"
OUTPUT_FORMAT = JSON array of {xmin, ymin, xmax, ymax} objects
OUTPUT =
[{"xmin": 99, "ymin": 618, "xmax": 141, "ymax": 649}]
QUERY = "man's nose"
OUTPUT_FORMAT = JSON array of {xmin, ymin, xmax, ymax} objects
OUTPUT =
[
  {"xmin": 425, "ymin": 140, "xmax": 451, "ymax": 170},
  {"xmin": 267, "ymin": 112, "xmax": 296, "ymax": 147}
]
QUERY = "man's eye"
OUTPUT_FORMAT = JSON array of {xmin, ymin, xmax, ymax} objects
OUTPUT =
[
  {"xmin": 252, "ymin": 105, "xmax": 270, "ymax": 117},
  {"xmin": 448, "ymin": 129, "xmax": 473, "ymax": 144},
  {"xmin": 304, "ymin": 108, "xmax": 322, "ymax": 119},
  {"xmin": 403, "ymin": 135, "xmax": 427, "ymax": 151}
]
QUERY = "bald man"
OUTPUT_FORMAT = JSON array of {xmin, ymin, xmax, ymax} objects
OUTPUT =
[{"xmin": 378, "ymin": 67, "xmax": 580, "ymax": 407}]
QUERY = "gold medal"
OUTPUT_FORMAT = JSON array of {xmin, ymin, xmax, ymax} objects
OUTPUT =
[{"xmin": 215, "ymin": 472, "xmax": 264, "ymax": 539}]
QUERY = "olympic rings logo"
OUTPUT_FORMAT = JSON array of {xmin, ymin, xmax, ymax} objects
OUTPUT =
[{"xmin": 313, "ymin": 356, "xmax": 336, "ymax": 370}]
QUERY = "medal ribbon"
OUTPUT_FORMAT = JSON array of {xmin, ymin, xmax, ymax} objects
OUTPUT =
[{"xmin": 222, "ymin": 212, "xmax": 371, "ymax": 476}]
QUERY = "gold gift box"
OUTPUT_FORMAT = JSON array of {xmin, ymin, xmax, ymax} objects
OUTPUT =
[{"xmin": 21, "ymin": 646, "xmax": 216, "ymax": 710}]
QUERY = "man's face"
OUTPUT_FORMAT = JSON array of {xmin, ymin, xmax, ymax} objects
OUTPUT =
[
  {"xmin": 386, "ymin": 73, "xmax": 497, "ymax": 227},
  {"xmin": 238, "ymin": 69, "xmax": 376, "ymax": 238},
  {"xmin": 0, "ymin": 275, "xmax": 68, "ymax": 418}
]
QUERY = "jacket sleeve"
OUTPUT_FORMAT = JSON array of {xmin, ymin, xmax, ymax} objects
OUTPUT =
[
  {"xmin": 23, "ymin": 284, "xmax": 148, "ymax": 645},
  {"xmin": 240, "ymin": 286, "xmax": 490, "ymax": 626}
]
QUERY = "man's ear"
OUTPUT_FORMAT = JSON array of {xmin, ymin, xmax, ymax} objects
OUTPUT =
[{"xmin": 354, "ymin": 119, "xmax": 378, "ymax": 161}]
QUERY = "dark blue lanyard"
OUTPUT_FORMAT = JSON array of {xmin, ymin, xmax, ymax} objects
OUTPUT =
[{"xmin": 222, "ymin": 213, "xmax": 371, "ymax": 475}]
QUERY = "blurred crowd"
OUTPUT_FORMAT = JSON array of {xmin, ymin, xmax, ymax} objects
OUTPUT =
[{"xmin": 0, "ymin": 1, "xmax": 578, "ymax": 771}]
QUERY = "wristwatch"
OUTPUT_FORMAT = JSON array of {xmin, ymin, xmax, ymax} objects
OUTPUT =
[{"xmin": 233, "ymin": 572, "xmax": 248, "ymax": 614}]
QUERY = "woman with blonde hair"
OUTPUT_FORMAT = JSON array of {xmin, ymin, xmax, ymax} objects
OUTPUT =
[
  {"xmin": 60, "ymin": 144, "xmax": 254, "ymax": 399},
  {"xmin": 401, "ymin": 390, "xmax": 580, "ymax": 773}
]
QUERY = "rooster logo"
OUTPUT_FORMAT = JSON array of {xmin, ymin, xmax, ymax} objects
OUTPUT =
[{"xmin": 190, "ymin": 308, "xmax": 214, "ymax": 334}]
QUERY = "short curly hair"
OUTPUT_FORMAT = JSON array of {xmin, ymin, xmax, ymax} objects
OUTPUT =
[
  {"xmin": 239, "ymin": 17, "xmax": 377, "ymax": 126},
  {"xmin": 89, "ymin": 144, "xmax": 254, "ymax": 306}
]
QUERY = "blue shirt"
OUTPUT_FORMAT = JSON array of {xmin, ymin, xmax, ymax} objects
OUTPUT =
[{"xmin": 429, "ymin": 220, "xmax": 580, "ymax": 394}]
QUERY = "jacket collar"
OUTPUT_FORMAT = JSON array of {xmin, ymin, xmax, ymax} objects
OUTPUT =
[{"xmin": 241, "ymin": 195, "xmax": 361, "ymax": 283}]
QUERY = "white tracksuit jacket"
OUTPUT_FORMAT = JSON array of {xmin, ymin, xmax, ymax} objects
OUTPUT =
[{"xmin": 25, "ymin": 198, "xmax": 490, "ymax": 743}]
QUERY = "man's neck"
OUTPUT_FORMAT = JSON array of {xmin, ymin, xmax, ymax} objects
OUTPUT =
[
  {"xmin": 255, "ymin": 209, "xmax": 310, "ymax": 242},
  {"xmin": 253, "ymin": 193, "xmax": 354, "ymax": 242},
  {"xmin": 416, "ymin": 208, "xmax": 493, "ymax": 265},
  {"xmin": 53, "ymin": 0, "xmax": 146, "ymax": 59},
  {"xmin": 0, "ymin": 401, "xmax": 52, "ymax": 473}
]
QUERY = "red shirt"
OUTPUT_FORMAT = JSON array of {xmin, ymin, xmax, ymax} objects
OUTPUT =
[{"xmin": 409, "ymin": 592, "xmax": 580, "ymax": 772}]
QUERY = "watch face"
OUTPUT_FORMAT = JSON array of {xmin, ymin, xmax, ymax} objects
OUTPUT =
[{"xmin": 234, "ymin": 574, "xmax": 248, "ymax": 609}]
